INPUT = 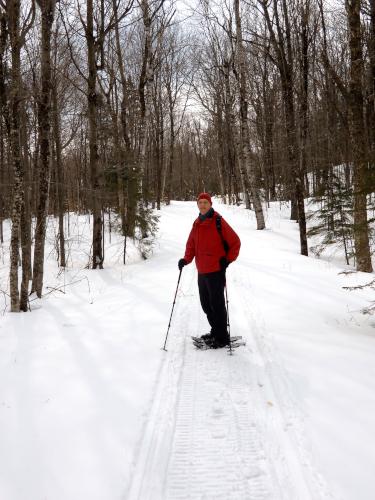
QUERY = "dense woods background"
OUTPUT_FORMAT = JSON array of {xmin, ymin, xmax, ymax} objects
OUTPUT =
[{"xmin": 0, "ymin": 0, "xmax": 374, "ymax": 311}]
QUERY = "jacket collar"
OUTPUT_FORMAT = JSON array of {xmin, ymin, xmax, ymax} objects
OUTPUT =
[{"xmin": 198, "ymin": 207, "xmax": 214, "ymax": 222}]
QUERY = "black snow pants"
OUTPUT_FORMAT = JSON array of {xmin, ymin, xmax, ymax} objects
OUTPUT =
[{"xmin": 198, "ymin": 271, "xmax": 229, "ymax": 344}]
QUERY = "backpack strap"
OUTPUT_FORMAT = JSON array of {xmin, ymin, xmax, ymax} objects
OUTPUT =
[{"xmin": 215, "ymin": 214, "xmax": 229, "ymax": 254}]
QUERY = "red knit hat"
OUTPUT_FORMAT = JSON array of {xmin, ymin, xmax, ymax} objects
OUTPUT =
[{"xmin": 197, "ymin": 192, "xmax": 212, "ymax": 204}]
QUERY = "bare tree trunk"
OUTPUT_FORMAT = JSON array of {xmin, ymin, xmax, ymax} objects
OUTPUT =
[
  {"xmin": 223, "ymin": 60, "xmax": 240, "ymax": 204},
  {"xmin": 32, "ymin": 0, "xmax": 55, "ymax": 296},
  {"xmin": 260, "ymin": 58, "xmax": 276, "ymax": 201},
  {"xmin": 368, "ymin": 0, "xmax": 375, "ymax": 171},
  {"xmin": 260, "ymin": 0, "xmax": 308, "ymax": 254},
  {"xmin": 19, "ymin": 102, "xmax": 32, "ymax": 311},
  {"xmin": 298, "ymin": 1, "xmax": 309, "ymax": 198},
  {"xmin": 154, "ymin": 70, "xmax": 163, "ymax": 210},
  {"xmin": 345, "ymin": 0, "xmax": 372, "ymax": 272},
  {"xmin": 112, "ymin": 0, "xmax": 130, "ymax": 236},
  {"xmin": 319, "ymin": 0, "xmax": 336, "ymax": 194},
  {"xmin": 138, "ymin": 0, "xmax": 153, "ymax": 186},
  {"xmin": 0, "ymin": 10, "xmax": 9, "ymax": 134},
  {"xmin": 113, "ymin": 57, "xmax": 134, "ymax": 243},
  {"xmin": 234, "ymin": 0, "xmax": 265, "ymax": 228},
  {"xmin": 163, "ymin": 74, "xmax": 175, "ymax": 204},
  {"xmin": 52, "ymin": 75, "xmax": 65, "ymax": 267},
  {"xmin": 87, "ymin": 0, "xmax": 103, "ymax": 268},
  {"xmin": 371, "ymin": 0, "xmax": 375, "ymax": 112},
  {"xmin": 8, "ymin": 0, "xmax": 24, "ymax": 311},
  {"xmin": 0, "ymin": 120, "xmax": 4, "ymax": 244},
  {"xmin": 0, "ymin": 9, "xmax": 8, "ymax": 246},
  {"xmin": 165, "ymin": 96, "xmax": 175, "ymax": 205},
  {"xmin": 214, "ymin": 94, "xmax": 226, "ymax": 196}
]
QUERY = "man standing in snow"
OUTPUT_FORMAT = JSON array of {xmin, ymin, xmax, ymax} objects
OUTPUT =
[{"xmin": 178, "ymin": 193, "xmax": 241, "ymax": 348}]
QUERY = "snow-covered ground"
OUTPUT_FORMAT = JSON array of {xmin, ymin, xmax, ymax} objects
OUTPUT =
[{"xmin": 0, "ymin": 200, "xmax": 374, "ymax": 500}]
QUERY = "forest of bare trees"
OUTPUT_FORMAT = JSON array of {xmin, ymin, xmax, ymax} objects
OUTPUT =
[{"xmin": 0, "ymin": 0, "xmax": 374, "ymax": 311}]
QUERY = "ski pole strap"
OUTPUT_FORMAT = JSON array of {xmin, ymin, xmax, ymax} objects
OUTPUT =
[{"xmin": 216, "ymin": 215, "xmax": 229, "ymax": 254}]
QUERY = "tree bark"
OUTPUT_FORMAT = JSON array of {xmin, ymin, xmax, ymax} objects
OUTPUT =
[
  {"xmin": 19, "ymin": 102, "xmax": 32, "ymax": 311},
  {"xmin": 52, "ymin": 75, "xmax": 65, "ymax": 267},
  {"xmin": 345, "ymin": 0, "xmax": 372, "ymax": 272},
  {"xmin": 298, "ymin": 1, "xmax": 309, "ymax": 199},
  {"xmin": 138, "ymin": 0, "xmax": 153, "ymax": 185},
  {"xmin": 112, "ymin": 0, "xmax": 130, "ymax": 236},
  {"xmin": 368, "ymin": 0, "xmax": 375, "ymax": 174},
  {"xmin": 234, "ymin": 0, "xmax": 265, "ymax": 228},
  {"xmin": 0, "ymin": 10, "xmax": 8, "ymax": 245},
  {"xmin": 223, "ymin": 60, "xmax": 238, "ymax": 203},
  {"xmin": 8, "ymin": 0, "xmax": 24, "ymax": 312},
  {"xmin": 260, "ymin": 0, "xmax": 308, "ymax": 253},
  {"xmin": 32, "ymin": 0, "xmax": 55, "ymax": 296},
  {"xmin": 87, "ymin": 0, "xmax": 103, "ymax": 268}
]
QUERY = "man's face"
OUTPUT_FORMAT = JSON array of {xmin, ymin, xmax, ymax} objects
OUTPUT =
[{"xmin": 198, "ymin": 199, "xmax": 212, "ymax": 215}]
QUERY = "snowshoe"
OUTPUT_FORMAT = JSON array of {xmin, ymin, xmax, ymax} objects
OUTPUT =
[
  {"xmin": 191, "ymin": 333, "xmax": 214, "ymax": 344},
  {"xmin": 193, "ymin": 337, "xmax": 245, "ymax": 350},
  {"xmin": 191, "ymin": 335, "xmax": 242, "ymax": 345}
]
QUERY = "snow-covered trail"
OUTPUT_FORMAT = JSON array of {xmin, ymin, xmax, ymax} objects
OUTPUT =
[
  {"xmin": 126, "ymin": 204, "xmax": 333, "ymax": 500},
  {"xmin": 1, "ymin": 199, "xmax": 374, "ymax": 500}
]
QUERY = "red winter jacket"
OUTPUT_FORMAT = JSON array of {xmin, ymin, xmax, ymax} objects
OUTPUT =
[{"xmin": 183, "ymin": 211, "xmax": 241, "ymax": 274}]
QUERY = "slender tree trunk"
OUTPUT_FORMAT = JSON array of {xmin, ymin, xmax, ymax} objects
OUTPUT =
[
  {"xmin": 0, "ymin": 10, "xmax": 8, "ymax": 246},
  {"xmin": 32, "ymin": 0, "xmax": 55, "ymax": 296},
  {"xmin": 165, "ymin": 99, "xmax": 175, "ymax": 205},
  {"xmin": 87, "ymin": 0, "xmax": 103, "ymax": 268},
  {"xmin": 19, "ymin": 102, "xmax": 32, "ymax": 311},
  {"xmin": 368, "ymin": 0, "xmax": 375, "ymax": 172},
  {"xmin": 284, "ymin": 82, "xmax": 308, "ymax": 254},
  {"xmin": 214, "ymin": 92, "xmax": 226, "ymax": 196},
  {"xmin": 164, "ymin": 64, "xmax": 177, "ymax": 206},
  {"xmin": 0, "ymin": 120, "xmax": 4, "ymax": 244},
  {"xmin": 264, "ymin": 92, "xmax": 276, "ymax": 200},
  {"xmin": 371, "ymin": 0, "xmax": 375, "ymax": 111},
  {"xmin": 52, "ymin": 77, "xmax": 65, "ymax": 267},
  {"xmin": 112, "ymin": 0, "xmax": 129, "ymax": 236},
  {"xmin": 138, "ymin": 0, "xmax": 152, "ymax": 186},
  {"xmin": 223, "ymin": 61, "xmax": 240, "ymax": 203},
  {"xmin": 261, "ymin": 0, "xmax": 308, "ymax": 253},
  {"xmin": 119, "ymin": 92, "xmax": 136, "ymax": 239},
  {"xmin": 8, "ymin": 0, "xmax": 24, "ymax": 312},
  {"xmin": 0, "ymin": 10, "xmax": 9, "ymax": 134},
  {"xmin": 234, "ymin": 0, "xmax": 265, "ymax": 228},
  {"xmin": 298, "ymin": 2, "xmax": 309, "ymax": 199},
  {"xmin": 155, "ymin": 73, "xmax": 163, "ymax": 210}
]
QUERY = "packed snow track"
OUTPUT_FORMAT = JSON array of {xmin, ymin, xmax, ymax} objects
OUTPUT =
[{"xmin": 126, "ymin": 264, "xmax": 333, "ymax": 500}]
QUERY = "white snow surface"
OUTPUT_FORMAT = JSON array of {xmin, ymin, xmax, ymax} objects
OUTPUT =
[{"xmin": 1, "ymin": 200, "xmax": 375, "ymax": 500}]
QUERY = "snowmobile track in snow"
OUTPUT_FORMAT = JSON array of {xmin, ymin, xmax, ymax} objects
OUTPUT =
[{"xmin": 126, "ymin": 267, "xmax": 334, "ymax": 500}]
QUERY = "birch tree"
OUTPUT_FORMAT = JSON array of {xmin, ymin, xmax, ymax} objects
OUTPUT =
[
  {"xmin": 234, "ymin": 0, "xmax": 265, "ymax": 228},
  {"xmin": 6, "ymin": 0, "xmax": 35, "ymax": 311}
]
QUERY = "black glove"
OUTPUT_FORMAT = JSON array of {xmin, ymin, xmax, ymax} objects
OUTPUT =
[
  {"xmin": 219, "ymin": 256, "xmax": 229, "ymax": 272},
  {"xmin": 178, "ymin": 258, "xmax": 187, "ymax": 271}
]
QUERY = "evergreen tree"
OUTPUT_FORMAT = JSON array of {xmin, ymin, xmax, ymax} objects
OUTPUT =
[{"xmin": 308, "ymin": 170, "xmax": 355, "ymax": 266}]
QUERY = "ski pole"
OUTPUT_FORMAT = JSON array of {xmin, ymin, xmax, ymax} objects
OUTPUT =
[
  {"xmin": 162, "ymin": 268, "xmax": 183, "ymax": 351},
  {"xmin": 225, "ymin": 282, "xmax": 233, "ymax": 355}
]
